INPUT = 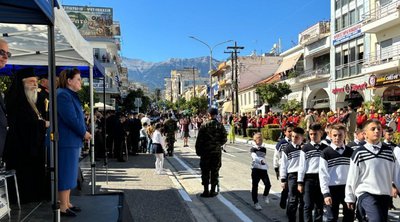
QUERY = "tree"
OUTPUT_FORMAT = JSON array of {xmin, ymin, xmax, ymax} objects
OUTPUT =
[
  {"xmin": 280, "ymin": 99, "xmax": 302, "ymax": 113},
  {"xmin": 123, "ymin": 89, "xmax": 151, "ymax": 113},
  {"xmin": 78, "ymin": 85, "xmax": 100, "ymax": 106},
  {"xmin": 186, "ymin": 96, "xmax": 208, "ymax": 114},
  {"xmin": 256, "ymin": 82, "xmax": 292, "ymax": 107},
  {"xmin": 154, "ymin": 88, "xmax": 161, "ymax": 102}
]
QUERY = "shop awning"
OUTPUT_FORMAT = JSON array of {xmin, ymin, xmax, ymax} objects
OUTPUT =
[
  {"xmin": 275, "ymin": 52, "xmax": 303, "ymax": 74},
  {"xmin": 287, "ymin": 91, "xmax": 303, "ymax": 101},
  {"xmin": 222, "ymin": 101, "xmax": 233, "ymax": 113}
]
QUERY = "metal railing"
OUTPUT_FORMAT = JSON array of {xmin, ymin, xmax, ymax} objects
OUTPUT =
[
  {"xmin": 335, "ymin": 60, "xmax": 363, "ymax": 79},
  {"xmin": 299, "ymin": 64, "xmax": 330, "ymax": 79},
  {"xmin": 363, "ymin": 0, "xmax": 400, "ymax": 23},
  {"xmin": 363, "ymin": 44, "xmax": 400, "ymax": 67}
]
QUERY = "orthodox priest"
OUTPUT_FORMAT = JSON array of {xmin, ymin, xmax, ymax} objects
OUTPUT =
[{"xmin": 3, "ymin": 68, "xmax": 49, "ymax": 203}]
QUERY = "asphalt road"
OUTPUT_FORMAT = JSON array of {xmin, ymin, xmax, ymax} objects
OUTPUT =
[{"xmin": 166, "ymin": 136, "xmax": 400, "ymax": 222}]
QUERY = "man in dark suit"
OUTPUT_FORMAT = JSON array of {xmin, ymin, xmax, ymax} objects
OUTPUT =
[
  {"xmin": 0, "ymin": 38, "xmax": 10, "ymax": 159},
  {"xmin": 240, "ymin": 113, "xmax": 248, "ymax": 137}
]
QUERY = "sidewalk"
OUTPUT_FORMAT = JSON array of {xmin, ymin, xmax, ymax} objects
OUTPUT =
[{"xmin": 80, "ymin": 150, "xmax": 196, "ymax": 222}]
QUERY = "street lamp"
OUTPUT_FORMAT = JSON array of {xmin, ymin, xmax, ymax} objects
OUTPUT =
[{"xmin": 189, "ymin": 36, "xmax": 233, "ymax": 107}]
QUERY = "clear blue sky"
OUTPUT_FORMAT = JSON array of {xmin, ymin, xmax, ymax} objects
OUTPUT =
[{"xmin": 61, "ymin": 0, "xmax": 330, "ymax": 62}]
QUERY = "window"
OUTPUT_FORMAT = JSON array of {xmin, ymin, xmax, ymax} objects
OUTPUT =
[
  {"xmin": 244, "ymin": 94, "xmax": 246, "ymax": 105},
  {"xmin": 335, "ymin": 18, "xmax": 341, "ymax": 32},
  {"xmin": 357, "ymin": 6, "xmax": 364, "ymax": 22},
  {"xmin": 343, "ymin": 13, "xmax": 349, "ymax": 29},
  {"xmin": 335, "ymin": 0, "xmax": 341, "ymax": 10},
  {"xmin": 342, "ymin": 0, "xmax": 348, "ymax": 6},
  {"xmin": 350, "ymin": 46, "xmax": 356, "ymax": 62},
  {"xmin": 336, "ymin": 52, "xmax": 342, "ymax": 66},
  {"xmin": 343, "ymin": 49, "xmax": 349, "ymax": 64},
  {"xmin": 350, "ymin": 10, "xmax": 356, "ymax": 25},
  {"xmin": 357, "ymin": 45, "xmax": 364, "ymax": 61}
]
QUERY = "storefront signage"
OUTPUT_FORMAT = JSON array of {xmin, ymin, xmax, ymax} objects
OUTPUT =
[
  {"xmin": 333, "ymin": 23, "xmax": 363, "ymax": 46},
  {"xmin": 332, "ymin": 82, "xmax": 368, "ymax": 94},
  {"xmin": 369, "ymin": 73, "xmax": 400, "ymax": 87}
]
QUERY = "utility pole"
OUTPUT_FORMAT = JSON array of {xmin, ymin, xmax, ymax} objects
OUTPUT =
[
  {"xmin": 193, "ymin": 66, "xmax": 196, "ymax": 98},
  {"xmin": 227, "ymin": 42, "xmax": 244, "ymax": 114},
  {"xmin": 170, "ymin": 78, "xmax": 173, "ymax": 103},
  {"xmin": 224, "ymin": 50, "xmax": 235, "ymax": 114}
]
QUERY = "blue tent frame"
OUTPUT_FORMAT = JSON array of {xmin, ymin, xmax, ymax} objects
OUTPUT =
[
  {"xmin": 0, "ymin": 64, "xmax": 105, "ymax": 78},
  {"xmin": 0, "ymin": 1, "xmax": 61, "ymax": 221}
]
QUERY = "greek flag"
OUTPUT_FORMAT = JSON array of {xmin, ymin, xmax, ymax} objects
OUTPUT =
[{"xmin": 114, "ymin": 75, "xmax": 121, "ymax": 87}]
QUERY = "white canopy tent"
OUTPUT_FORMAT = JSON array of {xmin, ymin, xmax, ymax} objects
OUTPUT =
[
  {"xmin": 94, "ymin": 102, "xmax": 115, "ymax": 111},
  {"xmin": 2, "ymin": 6, "xmax": 93, "ymax": 66},
  {"xmin": 0, "ymin": 5, "xmax": 101, "ymax": 195}
]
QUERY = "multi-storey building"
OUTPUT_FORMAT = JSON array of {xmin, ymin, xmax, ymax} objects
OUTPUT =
[
  {"xmin": 361, "ymin": 0, "xmax": 400, "ymax": 113},
  {"xmin": 330, "ymin": 0, "xmax": 369, "ymax": 109},
  {"xmin": 64, "ymin": 5, "xmax": 124, "ymax": 106},
  {"xmin": 164, "ymin": 68, "xmax": 209, "ymax": 102},
  {"xmin": 215, "ymin": 55, "xmax": 281, "ymax": 115},
  {"xmin": 299, "ymin": 21, "xmax": 332, "ymax": 110}
]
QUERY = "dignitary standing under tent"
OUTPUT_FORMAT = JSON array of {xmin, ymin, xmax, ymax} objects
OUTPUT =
[
  {"xmin": 0, "ymin": 38, "xmax": 10, "ymax": 162},
  {"xmin": 3, "ymin": 67, "xmax": 49, "ymax": 203},
  {"xmin": 57, "ymin": 68, "xmax": 91, "ymax": 217}
]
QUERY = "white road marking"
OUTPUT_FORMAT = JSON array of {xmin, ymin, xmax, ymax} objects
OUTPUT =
[
  {"xmin": 223, "ymin": 152, "xmax": 236, "ymax": 157},
  {"xmin": 173, "ymin": 155, "xmax": 253, "ymax": 222},
  {"xmin": 217, "ymin": 194, "xmax": 253, "ymax": 222}
]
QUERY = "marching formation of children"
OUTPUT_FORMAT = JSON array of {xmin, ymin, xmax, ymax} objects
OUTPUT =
[{"xmin": 251, "ymin": 117, "xmax": 400, "ymax": 222}]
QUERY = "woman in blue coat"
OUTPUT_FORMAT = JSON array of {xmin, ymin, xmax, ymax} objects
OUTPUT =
[{"xmin": 57, "ymin": 68, "xmax": 91, "ymax": 217}]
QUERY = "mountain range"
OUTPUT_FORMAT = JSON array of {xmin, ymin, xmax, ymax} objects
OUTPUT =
[{"xmin": 123, "ymin": 57, "xmax": 220, "ymax": 90}]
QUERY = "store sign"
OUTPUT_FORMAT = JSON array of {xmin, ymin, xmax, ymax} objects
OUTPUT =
[
  {"xmin": 369, "ymin": 73, "xmax": 400, "ymax": 87},
  {"xmin": 333, "ymin": 23, "xmax": 363, "ymax": 46},
  {"xmin": 64, "ymin": 5, "xmax": 113, "ymax": 37},
  {"xmin": 332, "ymin": 82, "xmax": 368, "ymax": 94}
]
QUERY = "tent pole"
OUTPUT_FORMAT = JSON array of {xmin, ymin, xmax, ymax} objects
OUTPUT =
[
  {"xmin": 103, "ymin": 76, "xmax": 108, "ymax": 184},
  {"xmin": 90, "ymin": 65, "xmax": 96, "ymax": 195},
  {"xmin": 48, "ymin": 24, "xmax": 60, "ymax": 222}
]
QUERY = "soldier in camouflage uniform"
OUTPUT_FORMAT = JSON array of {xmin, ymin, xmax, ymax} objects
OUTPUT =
[
  {"xmin": 163, "ymin": 113, "xmax": 178, "ymax": 156},
  {"xmin": 195, "ymin": 108, "xmax": 227, "ymax": 197}
]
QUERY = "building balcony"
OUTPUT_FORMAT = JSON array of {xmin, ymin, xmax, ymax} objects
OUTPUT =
[
  {"xmin": 299, "ymin": 21, "xmax": 330, "ymax": 45},
  {"xmin": 335, "ymin": 61, "xmax": 363, "ymax": 79},
  {"xmin": 281, "ymin": 75, "xmax": 299, "ymax": 85},
  {"xmin": 299, "ymin": 65, "xmax": 330, "ymax": 83},
  {"xmin": 362, "ymin": 45, "xmax": 400, "ymax": 74},
  {"xmin": 362, "ymin": 1, "xmax": 400, "ymax": 33}
]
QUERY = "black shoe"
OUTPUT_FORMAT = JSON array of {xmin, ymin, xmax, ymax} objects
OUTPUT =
[
  {"xmin": 209, "ymin": 185, "xmax": 218, "ymax": 197},
  {"xmin": 209, "ymin": 191, "xmax": 218, "ymax": 197},
  {"xmin": 61, "ymin": 209, "xmax": 77, "ymax": 217},
  {"xmin": 200, "ymin": 191, "xmax": 210, "ymax": 198},
  {"xmin": 70, "ymin": 206, "xmax": 82, "ymax": 212}
]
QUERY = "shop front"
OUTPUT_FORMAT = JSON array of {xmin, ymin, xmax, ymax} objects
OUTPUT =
[
  {"xmin": 333, "ymin": 82, "xmax": 368, "ymax": 108},
  {"xmin": 369, "ymin": 73, "xmax": 400, "ymax": 113}
]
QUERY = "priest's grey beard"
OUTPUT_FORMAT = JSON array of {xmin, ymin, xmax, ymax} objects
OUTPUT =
[{"xmin": 24, "ymin": 85, "xmax": 38, "ymax": 105}]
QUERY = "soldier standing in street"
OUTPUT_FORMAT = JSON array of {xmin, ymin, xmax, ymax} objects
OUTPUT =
[
  {"xmin": 195, "ymin": 108, "xmax": 227, "ymax": 197},
  {"xmin": 163, "ymin": 113, "xmax": 178, "ymax": 156}
]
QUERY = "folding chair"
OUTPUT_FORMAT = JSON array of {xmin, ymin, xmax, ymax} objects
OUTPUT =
[{"xmin": 0, "ymin": 169, "xmax": 20, "ymax": 217}]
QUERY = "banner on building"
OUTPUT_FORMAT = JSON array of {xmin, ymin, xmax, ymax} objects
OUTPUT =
[
  {"xmin": 333, "ymin": 23, "xmax": 363, "ymax": 46},
  {"xmin": 64, "ymin": 5, "xmax": 113, "ymax": 37}
]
